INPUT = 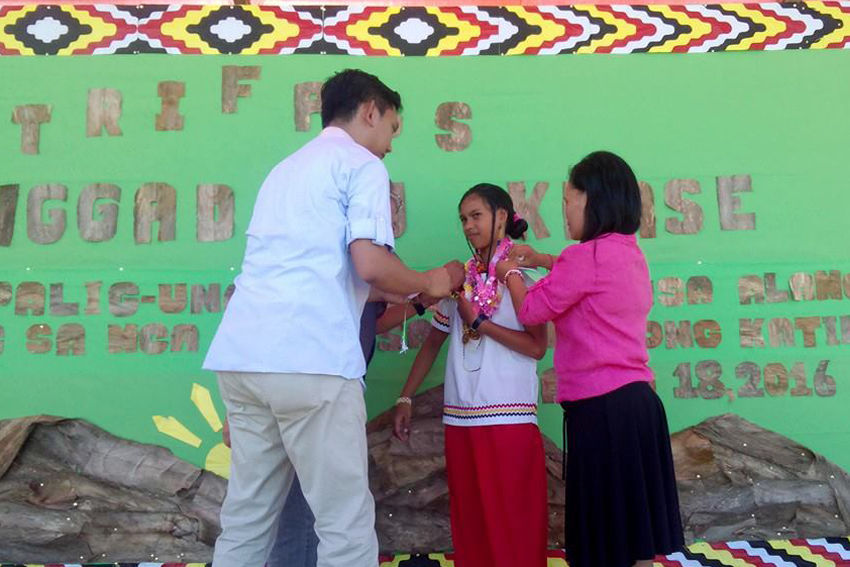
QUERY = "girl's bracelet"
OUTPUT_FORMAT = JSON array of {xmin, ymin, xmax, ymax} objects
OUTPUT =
[
  {"xmin": 502, "ymin": 268, "xmax": 523, "ymax": 283},
  {"xmin": 396, "ymin": 397, "xmax": 412, "ymax": 406}
]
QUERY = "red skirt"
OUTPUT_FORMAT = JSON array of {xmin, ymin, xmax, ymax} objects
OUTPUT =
[{"xmin": 444, "ymin": 423, "xmax": 548, "ymax": 567}]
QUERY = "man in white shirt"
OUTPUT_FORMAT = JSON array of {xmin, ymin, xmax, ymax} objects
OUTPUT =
[{"xmin": 203, "ymin": 69, "xmax": 455, "ymax": 567}]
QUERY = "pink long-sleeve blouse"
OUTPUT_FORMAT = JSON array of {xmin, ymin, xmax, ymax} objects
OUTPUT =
[{"xmin": 518, "ymin": 232, "xmax": 654, "ymax": 402}]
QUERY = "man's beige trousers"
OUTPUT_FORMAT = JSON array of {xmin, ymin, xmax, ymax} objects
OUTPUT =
[{"xmin": 212, "ymin": 371, "xmax": 378, "ymax": 567}]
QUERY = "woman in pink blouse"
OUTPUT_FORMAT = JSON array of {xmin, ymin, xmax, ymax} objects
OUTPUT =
[{"xmin": 497, "ymin": 151, "xmax": 683, "ymax": 567}]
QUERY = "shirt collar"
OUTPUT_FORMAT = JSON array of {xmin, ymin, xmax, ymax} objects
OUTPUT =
[
  {"xmin": 320, "ymin": 126, "xmax": 354, "ymax": 141},
  {"xmin": 595, "ymin": 232, "xmax": 637, "ymax": 244}
]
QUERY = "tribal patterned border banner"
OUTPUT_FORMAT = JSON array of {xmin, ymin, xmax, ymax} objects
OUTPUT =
[
  {"xmin": 0, "ymin": 2, "xmax": 848, "ymax": 56},
  {"xmin": 2, "ymin": 538, "xmax": 850, "ymax": 566}
]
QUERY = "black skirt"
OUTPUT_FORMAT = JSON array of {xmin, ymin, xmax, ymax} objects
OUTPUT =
[{"xmin": 561, "ymin": 381, "xmax": 684, "ymax": 567}]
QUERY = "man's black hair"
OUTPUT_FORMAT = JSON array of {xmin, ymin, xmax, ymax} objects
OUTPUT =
[{"xmin": 321, "ymin": 69, "xmax": 402, "ymax": 128}]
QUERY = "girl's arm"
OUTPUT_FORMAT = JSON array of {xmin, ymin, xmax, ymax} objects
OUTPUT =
[
  {"xmin": 456, "ymin": 293, "xmax": 547, "ymax": 360},
  {"xmin": 394, "ymin": 327, "xmax": 449, "ymax": 441}
]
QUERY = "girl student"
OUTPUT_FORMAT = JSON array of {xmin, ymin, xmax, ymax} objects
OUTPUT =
[
  {"xmin": 393, "ymin": 183, "xmax": 549, "ymax": 567},
  {"xmin": 498, "ymin": 151, "xmax": 684, "ymax": 567}
]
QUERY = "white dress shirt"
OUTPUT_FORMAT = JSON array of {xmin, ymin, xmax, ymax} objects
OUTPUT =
[{"xmin": 203, "ymin": 127, "xmax": 394, "ymax": 380}]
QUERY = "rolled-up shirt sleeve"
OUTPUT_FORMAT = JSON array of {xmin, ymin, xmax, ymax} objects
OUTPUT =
[
  {"xmin": 431, "ymin": 299, "xmax": 453, "ymax": 334},
  {"xmin": 345, "ymin": 158, "xmax": 395, "ymax": 250},
  {"xmin": 518, "ymin": 245, "xmax": 593, "ymax": 325}
]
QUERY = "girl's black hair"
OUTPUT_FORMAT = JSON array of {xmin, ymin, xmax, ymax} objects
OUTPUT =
[
  {"xmin": 459, "ymin": 183, "xmax": 529, "ymax": 240},
  {"xmin": 459, "ymin": 183, "xmax": 529, "ymax": 266},
  {"xmin": 569, "ymin": 151, "xmax": 642, "ymax": 242}
]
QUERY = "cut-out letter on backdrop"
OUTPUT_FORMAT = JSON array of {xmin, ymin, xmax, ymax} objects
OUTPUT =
[
  {"xmin": 717, "ymin": 175, "xmax": 755, "ymax": 231},
  {"xmin": 740, "ymin": 318, "xmax": 766, "ymax": 348},
  {"xmin": 390, "ymin": 181, "xmax": 406, "ymax": 238},
  {"xmin": 56, "ymin": 324, "xmax": 85, "ymax": 356},
  {"xmin": 86, "ymin": 88, "xmax": 123, "ymax": 137},
  {"xmin": 108, "ymin": 324, "xmax": 137, "ymax": 353},
  {"xmin": 646, "ymin": 321, "xmax": 663, "ymax": 349},
  {"xmin": 109, "ymin": 282, "xmax": 139, "ymax": 317},
  {"xmin": 12, "ymin": 104, "xmax": 51, "ymax": 154},
  {"xmin": 26, "ymin": 324, "xmax": 51, "ymax": 354},
  {"xmin": 27, "ymin": 184, "xmax": 67, "ymax": 244},
  {"xmin": 769, "ymin": 318, "xmax": 795, "ymax": 347},
  {"xmin": 135, "ymin": 183, "xmax": 176, "ymax": 243},
  {"xmin": 294, "ymin": 82, "xmax": 323, "ymax": 132},
  {"xmin": 222, "ymin": 66, "xmax": 261, "ymax": 114},
  {"xmin": 687, "ymin": 276, "xmax": 713, "ymax": 304},
  {"xmin": 197, "ymin": 184, "xmax": 234, "ymax": 242},
  {"xmin": 664, "ymin": 179, "xmax": 703, "ymax": 234},
  {"xmin": 694, "ymin": 320, "xmax": 722, "ymax": 348},
  {"xmin": 738, "ymin": 275, "xmax": 765, "ymax": 305},
  {"xmin": 85, "ymin": 281, "xmax": 101, "ymax": 315},
  {"xmin": 508, "ymin": 182, "xmax": 550, "ymax": 239},
  {"xmin": 0, "ymin": 185, "xmax": 19, "ymax": 247},
  {"xmin": 665, "ymin": 320, "xmax": 693, "ymax": 349},
  {"xmin": 50, "ymin": 283, "xmax": 79, "ymax": 316},
  {"xmin": 78, "ymin": 184, "xmax": 121, "ymax": 243},
  {"xmin": 159, "ymin": 284, "xmax": 187, "ymax": 314},
  {"xmin": 172, "ymin": 324, "xmax": 199, "ymax": 352},
  {"xmin": 191, "ymin": 284, "xmax": 222, "ymax": 314},
  {"xmin": 764, "ymin": 273, "xmax": 789, "ymax": 303},
  {"xmin": 435, "ymin": 102, "xmax": 471, "ymax": 152},
  {"xmin": 140, "ymin": 323, "xmax": 169, "ymax": 354},
  {"xmin": 657, "ymin": 277, "xmax": 685, "ymax": 307},
  {"xmin": 0, "ymin": 282, "xmax": 10, "ymax": 307},
  {"xmin": 156, "ymin": 81, "xmax": 186, "ymax": 131},
  {"xmin": 16, "ymin": 282, "xmax": 45, "ymax": 316},
  {"xmin": 816, "ymin": 270, "xmax": 842, "ymax": 300},
  {"xmin": 638, "ymin": 181, "xmax": 656, "ymax": 238},
  {"xmin": 790, "ymin": 272, "xmax": 815, "ymax": 301}
]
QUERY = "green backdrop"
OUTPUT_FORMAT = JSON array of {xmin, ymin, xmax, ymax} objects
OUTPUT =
[{"xmin": 2, "ymin": 51, "xmax": 849, "ymax": 473}]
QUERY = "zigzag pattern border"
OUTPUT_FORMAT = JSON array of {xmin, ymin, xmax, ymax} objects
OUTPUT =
[
  {"xmin": 0, "ymin": 2, "xmax": 848, "ymax": 55},
  {"xmin": 2, "ymin": 538, "xmax": 850, "ymax": 566}
]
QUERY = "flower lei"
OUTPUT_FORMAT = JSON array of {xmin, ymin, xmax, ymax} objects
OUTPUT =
[{"xmin": 462, "ymin": 237, "xmax": 513, "ymax": 318}]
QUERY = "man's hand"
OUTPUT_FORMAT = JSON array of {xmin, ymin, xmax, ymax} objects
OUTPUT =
[
  {"xmin": 444, "ymin": 260, "xmax": 466, "ymax": 291},
  {"xmin": 423, "ymin": 266, "xmax": 453, "ymax": 298}
]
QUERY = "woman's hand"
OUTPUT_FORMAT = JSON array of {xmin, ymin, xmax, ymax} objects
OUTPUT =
[
  {"xmin": 509, "ymin": 244, "xmax": 554, "ymax": 271},
  {"xmin": 496, "ymin": 259, "xmax": 519, "ymax": 283},
  {"xmin": 393, "ymin": 403, "xmax": 413, "ymax": 442},
  {"xmin": 509, "ymin": 244, "xmax": 539, "ymax": 268}
]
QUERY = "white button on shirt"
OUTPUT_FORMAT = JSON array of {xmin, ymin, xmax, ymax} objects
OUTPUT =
[{"xmin": 203, "ymin": 127, "xmax": 395, "ymax": 380}]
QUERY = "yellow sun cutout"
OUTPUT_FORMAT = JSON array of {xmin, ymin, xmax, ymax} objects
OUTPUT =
[{"xmin": 153, "ymin": 383, "xmax": 232, "ymax": 478}]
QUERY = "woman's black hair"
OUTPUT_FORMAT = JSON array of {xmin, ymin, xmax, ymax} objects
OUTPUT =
[
  {"xmin": 459, "ymin": 183, "xmax": 529, "ymax": 265},
  {"xmin": 321, "ymin": 69, "xmax": 402, "ymax": 128},
  {"xmin": 568, "ymin": 151, "xmax": 642, "ymax": 242}
]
